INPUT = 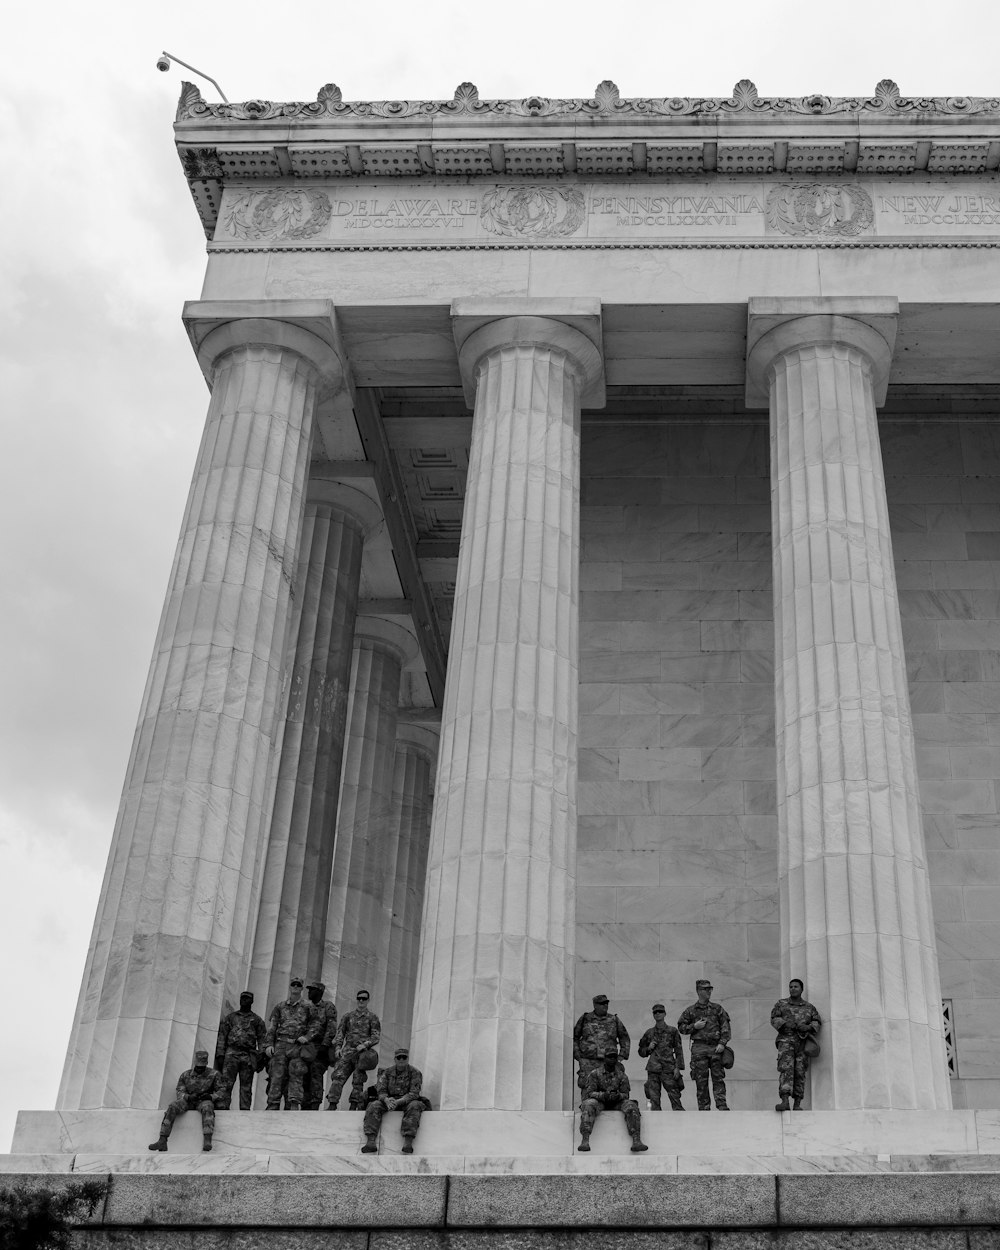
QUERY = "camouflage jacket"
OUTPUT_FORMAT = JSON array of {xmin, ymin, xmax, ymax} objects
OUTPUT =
[
  {"xmin": 573, "ymin": 1011, "xmax": 630, "ymax": 1061},
  {"xmin": 175, "ymin": 1067, "xmax": 228, "ymax": 1106},
  {"xmin": 637, "ymin": 1023, "xmax": 685, "ymax": 1073},
  {"xmin": 330, "ymin": 1006, "xmax": 381, "ymax": 1053},
  {"xmin": 677, "ymin": 1000, "xmax": 732, "ymax": 1048},
  {"xmin": 216, "ymin": 1009, "xmax": 266, "ymax": 1060},
  {"xmin": 310, "ymin": 999, "xmax": 338, "ymax": 1050},
  {"xmin": 376, "ymin": 1064, "xmax": 423, "ymax": 1106},
  {"xmin": 266, "ymin": 999, "xmax": 320, "ymax": 1048},
  {"xmin": 771, "ymin": 997, "xmax": 821, "ymax": 1040},
  {"xmin": 582, "ymin": 1064, "xmax": 633, "ymax": 1106}
]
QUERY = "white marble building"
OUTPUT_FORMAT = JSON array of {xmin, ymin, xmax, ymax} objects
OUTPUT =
[{"xmin": 45, "ymin": 78, "xmax": 1000, "ymax": 1138}]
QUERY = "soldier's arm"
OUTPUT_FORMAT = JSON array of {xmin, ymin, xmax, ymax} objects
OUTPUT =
[
  {"xmin": 175, "ymin": 1072, "xmax": 189, "ymax": 1100},
  {"xmin": 770, "ymin": 1000, "xmax": 786, "ymax": 1031},
  {"xmin": 810, "ymin": 1004, "xmax": 822, "ymax": 1031},
  {"xmin": 637, "ymin": 1028, "xmax": 651, "ymax": 1059},
  {"xmin": 582, "ymin": 1069, "xmax": 602, "ymax": 1103},
  {"xmin": 215, "ymin": 1016, "xmax": 229, "ymax": 1067},
  {"xmin": 676, "ymin": 1007, "xmax": 694, "ymax": 1035},
  {"xmin": 368, "ymin": 1013, "xmax": 381, "ymax": 1048},
  {"xmin": 616, "ymin": 1016, "xmax": 631, "ymax": 1059},
  {"xmin": 265, "ymin": 1004, "xmax": 280, "ymax": 1049},
  {"xmin": 718, "ymin": 1006, "xmax": 732, "ymax": 1045},
  {"xmin": 671, "ymin": 1028, "xmax": 685, "ymax": 1070},
  {"xmin": 254, "ymin": 1015, "xmax": 267, "ymax": 1048},
  {"xmin": 376, "ymin": 1068, "xmax": 389, "ymax": 1101},
  {"xmin": 395, "ymin": 1066, "xmax": 421, "ymax": 1107},
  {"xmin": 305, "ymin": 1005, "xmax": 323, "ymax": 1043},
  {"xmin": 572, "ymin": 1013, "xmax": 585, "ymax": 1059}
]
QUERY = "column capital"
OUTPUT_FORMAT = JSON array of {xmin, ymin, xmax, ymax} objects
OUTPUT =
[
  {"xmin": 452, "ymin": 298, "xmax": 605, "ymax": 408},
  {"xmin": 394, "ymin": 721, "xmax": 440, "ymax": 758},
  {"xmin": 183, "ymin": 299, "xmax": 348, "ymax": 387},
  {"xmin": 745, "ymin": 296, "xmax": 898, "ymax": 408},
  {"xmin": 305, "ymin": 474, "xmax": 384, "ymax": 539},
  {"xmin": 354, "ymin": 616, "xmax": 422, "ymax": 668}
]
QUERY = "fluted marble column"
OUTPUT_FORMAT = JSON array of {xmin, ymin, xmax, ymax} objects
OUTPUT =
[
  {"xmin": 250, "ymin": 480, "xmax": 383, "ymax": 1014},
  {"xmin": 747, "ymin": 297, "xmax": 951, "ymax": 1110},
  {"xmin": 59, "ymin": 317, "xmax": 340, "ymax": 1109},
  {"xmin": 322, "ymin": 618, "xmax": 419, "ymax": 1002},
  {"xmin": 411, "ymin": 304, "xmax": 604, "ymax": 1110},
  {"xmin": 381, "ymin": 722, "xmax": 439, "ymax": 1056}
]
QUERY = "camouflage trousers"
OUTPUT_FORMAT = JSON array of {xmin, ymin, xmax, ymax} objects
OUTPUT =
[
  {"xmin": 160, "ymin": 1096, "xmax": 215, "ymax": 1138},
  {"xmin": 221, "ymin": 1050, "xmax": 257, "ymax": 1111},
  {"xmin": 690, "ymin": 1046, "xmax": 728, "ymax": 1110},
  {"xmin": 579, "ymin": 1096, "xmax": 641, "ymax": 1138},
  {"xmin": 363, "ymin": 1098, "xmax": 424, "ymax": 1141},
  {"xmin": 644, "ymin": 1069, "xmax": 684, "ymax": 1111},
  {"xmin": 776, "ymin": 1038, "xmax": 810, "ymax": 1100},
  {"xmin": 326, "ymin": 1054, "xmax": 369, "ymax": 1110},
  {"xmin": 267, "ymin": 1044, "xmax": 308, "ymax": 1108},
  {"xmin": 304, "ymin": 1045, "xmax": 331, "ymax": 1111}
]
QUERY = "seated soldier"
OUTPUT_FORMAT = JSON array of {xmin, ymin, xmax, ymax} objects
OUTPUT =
[
  {"xmin": 149, "ymin": 1049, "xmax": 227, "ymax": 1153},
  {"xmin": 578, "ymin": 1047, "xmax": 648, "ymax": 1153},
  {"xmin": 361, "ymin": 1047, "xmax": 426, "ymax": 1154}
]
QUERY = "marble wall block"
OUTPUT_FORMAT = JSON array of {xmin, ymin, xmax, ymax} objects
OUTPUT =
[
  {"xmin": 59, "ymin": 337, "xmax": 325, "ymax": 1110},
  {"xmin": 577, "ymin": 419, "xmax": 779, "ymax": 1108}
]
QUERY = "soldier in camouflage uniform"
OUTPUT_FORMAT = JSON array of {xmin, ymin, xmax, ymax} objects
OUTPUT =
[
  {"xmin": 304, "ymin": 980, "xmax": 338, "ymax": 1110},
  {"xmin": 771, "ymin": 979, "xmax": 821, "ymax": 1111},
  {"xmin": 265, "ymin": 976, "xmax": 320, "ymax": 1110},
  {"xmin": 677, "ymin": 979, "xmax": 732, "ymax": 1110},
  {"xmin": 572, "ymin": 993, "xmax": 630, "ymax": 1090},
  {"xmin": 637, "ymin": 1002, "xmax": 685, "ymax": 1111},
  {"xmin": 215, "ymin": 990, "xmax": 266, "ymax": 1110},
  {"xmin": 325, "ymin": 988, "xmax": 381, "ymax": 1110},
  {"xmin": 577, "ymin": 1048, "xmax": 648, "ymax": 1152},
  {"xmin": 362, "ymin": 1047, "xmax": 426, "ymax": 1153},
  {"xmin": 148, "ymin": 1049, "xmax": 227, "ymax": 1152}
]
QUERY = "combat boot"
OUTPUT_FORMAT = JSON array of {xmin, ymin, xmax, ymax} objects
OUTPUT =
[
  {"xmin": 147, "ymin": 1136, "xmax": 168, "ymax": 1152},
  {"xmin": 202, "ymin": 1134, "xmax": 213, "ymax": 1152},
  {"xmin": 775, "ymin": 1095, "xmax": 790, "ymax": 1112},
  {"xmin": 361, "ymin": 1136, "xmax": 378, "ymax": 1153},
  {"xmin": 630, "ymin": 1133, "xmax": 648, "ymax": 1152},
  {"xmin": 577, "ymin": 1133, "xmax": 591, "ymax": 1152},
  {"xmin": 401, "ymin": 1138, "xmax": 415, "ymax": 1154},
  {"xmin": 287, "ymin": 1101, "xmax": 301, "ymax": 1110},
  {"xmin": 792, "ymin": 1098, "xmax": 802, "ymax": 1110}
]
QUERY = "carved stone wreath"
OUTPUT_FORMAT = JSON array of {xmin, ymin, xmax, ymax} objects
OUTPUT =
[
  {"xmin": 766, "ymin": 184, "xmax": 875, "ymax": 238},
  {"xmin": 224, "ymin": 189, "xmax": 332, "ymax": 241},
  {"xmin": 480, "ymin": 186, "xmax": 586, "ymax": 239}
]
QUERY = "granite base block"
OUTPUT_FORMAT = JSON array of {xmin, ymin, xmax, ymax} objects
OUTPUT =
[
  {"xmin": 777, "ymin": 1172, "xmax": 1000, "ymax": 1226},
  {"xmin": 446, "ymin": 1173, "xmax": 776, "ymax": 1227}
]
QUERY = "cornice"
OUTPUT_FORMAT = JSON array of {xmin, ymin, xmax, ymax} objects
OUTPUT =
[
  {"xmin": 176, "ymin": 79, "xmax": 1000, "ymax": 123},
  {"xmin": 174, "ymin": 79, "xmax": 1000, "ymax": 238}
]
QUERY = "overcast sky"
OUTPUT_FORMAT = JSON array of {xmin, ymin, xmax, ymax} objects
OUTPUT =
[{"xmin": 2, "ymin": 0, "xmax": 998, "ymax": 1150}]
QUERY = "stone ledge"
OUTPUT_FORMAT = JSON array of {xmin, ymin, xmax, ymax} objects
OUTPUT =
[{"xmin": 4, "ymin": 1171, "xmax": 1000, "ymax": 1229}]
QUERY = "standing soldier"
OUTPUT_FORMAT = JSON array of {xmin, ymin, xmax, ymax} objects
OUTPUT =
[
  {"xmin": 577, "ymin": 1048, "xmax": 648, "ymax": 1153},
  {"xmin": 265, "ymin": 975, "xmax": 320, "ymax": 1110},
  {"xmin": 637, "ymin": 1002, "xmax": 685, "ymax": 1111},
  {"xmin": 215, "ymin": 990, "xmax": 266, "ymax": 1111},
  {"xmin": 771, "ymin": 978, "xmax": 821, "ymax": 1111},
  {"xmin": 326, "ymin": 988, "xmax": 381, "ymax": 1110},
  {"xmin": 572, "ymin": 993, "xmax": 630, "ymax": 1090},
  {"xmin": 304, "ymin": 980, "xmax": 338, "ymax": 1110},
  {"xmin": 677, "ymin": 979, "xmax": 731, "ymax": 1111},
  {"xmin": 148, "ymin": 1049, "xmax": 227, "ymax": 1153},
  {"xmin": 361, "ymin": 1046, "xmax": 426, "ymax": 1154}
]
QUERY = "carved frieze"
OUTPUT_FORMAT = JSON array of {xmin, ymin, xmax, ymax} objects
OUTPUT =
[
  {"xmin": 766, "ymin": 185, "xmax": 875, "ymax": 237},
  {"xmin": 224, "ymin": 188, "xmax": 332, "ymax": 241},
  {"xmin": 176, "ymin": 77, "xmax": 1000, "ymax": 124}
]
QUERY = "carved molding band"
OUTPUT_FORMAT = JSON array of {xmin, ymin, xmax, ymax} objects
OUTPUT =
[{"xmin": 177, "ymin": 78, "xmax": 1000, "ymax": 123}]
